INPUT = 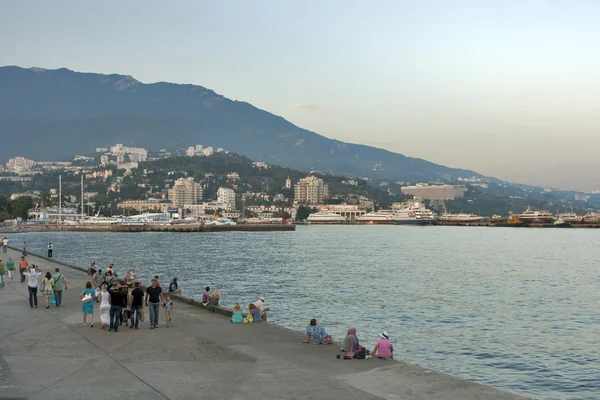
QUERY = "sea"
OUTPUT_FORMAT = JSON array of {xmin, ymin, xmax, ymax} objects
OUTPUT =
[{"xmin": 6, "ymin": 226, "xmax": 600, "ymax": 400}]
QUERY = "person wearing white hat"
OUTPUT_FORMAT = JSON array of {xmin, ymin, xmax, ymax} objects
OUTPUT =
[
  {"xmin": 254, "ymin": 296, "xmax": 270, "ymax": 322},
  {"xmin": 372, "ymin": 331, "xmax": 394, "ymax": 359}
]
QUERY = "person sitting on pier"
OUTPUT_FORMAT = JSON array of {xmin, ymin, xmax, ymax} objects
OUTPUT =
[
  {"xmin": 372, "ymin": 332, "xmax": 394, "ymax": 359},
  {"xmin": 88, "ymin": 261, "xmax": 97, "ymax": 276},
  {"xmin": 249, "ymin": 303, "xmax": 262, "ymax": 322},
  {"xmin": 231, "ymin": 303, "xmax": 243, "ymax": 323},
  {"xmin": 168, "ymin": 278, "xmax": 182, "ymax": 295},
  {"xmin": 304, "ymin": 319, "xmax": 333, "ymax": 344},
  {"xmin": 207, "ymin": 289, "xmax": 220, "ymax": 311},
  {"xmin": 343, "ymin": 328, "xmax": 366, "ymax": 359},
  {"xmin": 254, "ymin": 297, "xmax": 269, "ymax": 322},
  {"xmin": 202, "ymin": 287, "xmax": 210, "ymax": 304}
]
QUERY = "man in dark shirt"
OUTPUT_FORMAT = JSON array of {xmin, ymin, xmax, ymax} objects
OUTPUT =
[
  {"xmin": 129, "ymin": 282, "xmax": 145, "ymax": 329},
  {"xmin": 168, "ymin": 278, "xmax": 182, "ymax": 295},
  {"xmin": 108, "ymin": 282, "xmax": 124, "ymax": 332},
  {"xmin": 145, "ymin": 279, "xmax": 163, "ymax": 329}
]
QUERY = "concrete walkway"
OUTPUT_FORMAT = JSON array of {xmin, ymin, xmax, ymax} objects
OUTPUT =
[{"xmin": 0, "ymin": 248, "xmax": 529, "ymax": 400}]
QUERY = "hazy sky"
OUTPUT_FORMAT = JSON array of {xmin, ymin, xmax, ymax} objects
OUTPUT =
[{"xmin": 1, "ymin": 1, "xmax": 599, "ymax": 191}]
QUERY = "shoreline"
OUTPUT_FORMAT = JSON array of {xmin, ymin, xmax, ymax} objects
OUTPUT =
[
  {"xmin": 2, "ymin": 245, "xmax": 530, "ymax": 400},
  {"xmin": 0, "ymin": 222, "xmax": 296, "ymax": 233}
]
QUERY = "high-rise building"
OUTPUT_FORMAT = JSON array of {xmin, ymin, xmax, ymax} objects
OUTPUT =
[
  {"xmin": 202, "ymin": 147, "xmax": 214, "ymax": 157},
  {"xmin": 168, "ymin": 178, "xmax": 203, "ymax": 208},
  {"xmin": 217, "ymin": 187, "xmax": 236, "ymax": 209},
  {"xmin": 294, "ymin": 174, "xmax": 329, "ymax": 204},
  {"xmin": 186, "ymin": 147, "xmax": 195, "ymax": 157}
]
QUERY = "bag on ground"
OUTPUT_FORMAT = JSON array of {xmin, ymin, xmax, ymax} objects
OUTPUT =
[{"xmin": 50, "ymin": 293, "xmax": 56, "ymax": 305}]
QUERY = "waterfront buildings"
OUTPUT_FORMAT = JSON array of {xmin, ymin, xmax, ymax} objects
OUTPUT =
[
  {"xmin": 294, "ymin": 174, "xmax": 329, "ymax": 204},
  {"xmin": 217, "ymin": 187, "xmax": 236, "ymax": 209},
  {"xmin": 117, "ymin": 199, "xmax": 172, "ymax": 213},
  {"xmin": 401, "ymin": 184, "xmax": 467, "ymax": 201},
  {"xmin": 168, "ymin": 178, "xmax": 203, "ymax": 208}
]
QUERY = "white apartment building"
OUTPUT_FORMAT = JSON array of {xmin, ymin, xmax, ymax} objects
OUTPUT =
[
  {"xmin": 401, "ymin": 184, "xmax": 467, "ymax": 201},
  {"xmin": 186, "ymin": 147, "xmax": 196, "ymax": 157},
  {"xmin": 294, "ymin": 174, "xmax": 329, "ymax": 204},
  {"xmin": 202, "ymin": 147, "xmax": 214, "ymax": 156},
  {"xmin": 6, "ymin": 157, "xmax": 36, "ymax": 172},
  {"xmin": 168, "ymin": 177, "xmax": 203, "ymax": 208},
  {"xmin": 217, "ymin": 187, "xmax": 236, "ymax": 209}
]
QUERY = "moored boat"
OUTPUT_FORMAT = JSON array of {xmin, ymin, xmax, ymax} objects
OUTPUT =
[
  {"xmin": 307, "ymin": 211, "xmax": 347, "ymax": 224},
  {"xmin": 516, "ymin": 207, "xmax": 554, "ymax": 224},
  {"xmin": 355, "ymin": 212, "xmax": 395, "ymax": 224},
  {"xmin": 438, "ymin": 213, "xmax": 486, "ymax": 225}
]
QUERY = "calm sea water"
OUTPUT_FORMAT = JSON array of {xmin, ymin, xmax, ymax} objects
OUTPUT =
[{"xmin": 7, "ymin": 226, "xmax": 600, "ymax": 400}]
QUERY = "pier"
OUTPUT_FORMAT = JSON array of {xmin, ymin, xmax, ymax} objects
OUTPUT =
[
  {"xmin": 0, "ymin": 222, "xmax": 296, "ymax": 233},
  {"xmin": 0, "ymin": 248, "xmax": 528, "ymax": 400}
]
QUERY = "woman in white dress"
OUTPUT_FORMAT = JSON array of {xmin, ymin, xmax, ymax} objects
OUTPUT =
[{"xmin": 99, "ymin": 283, "xmax": 111, "ymax": 329}]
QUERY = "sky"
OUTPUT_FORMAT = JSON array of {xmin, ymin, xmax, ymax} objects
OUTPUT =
[{"xmin": 1, "ymin": 0, "xmax": 599, "ymax": 191}]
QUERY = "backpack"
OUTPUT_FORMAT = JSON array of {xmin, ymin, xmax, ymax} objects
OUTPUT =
[{"xmin": 353, "ymin": 346, "xmax": 366, "ymax": 359}]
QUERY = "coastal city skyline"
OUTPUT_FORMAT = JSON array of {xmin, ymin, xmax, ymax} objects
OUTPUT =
[{"xmin": 2, "ymin": 1, "xmax": 600, "ymax": 191}]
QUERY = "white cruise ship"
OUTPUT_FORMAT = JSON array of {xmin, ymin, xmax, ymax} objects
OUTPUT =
[
  {"xmin": 389, "ymin": 199, "xmax": 437, "ymax": 225},
  {"xmin": 307, "ymin": 211, "xmax": 347, "ymax": 224}
]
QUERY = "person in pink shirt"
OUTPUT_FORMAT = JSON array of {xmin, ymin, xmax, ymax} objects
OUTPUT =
[{"xmin": 372, "ymin": 331, "xmax": 394, "ymax": 359}]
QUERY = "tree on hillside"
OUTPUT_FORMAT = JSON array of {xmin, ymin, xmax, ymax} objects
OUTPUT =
[{"xmin": 12, "ymin": 196, "xmax": 34, "ymax": 219}]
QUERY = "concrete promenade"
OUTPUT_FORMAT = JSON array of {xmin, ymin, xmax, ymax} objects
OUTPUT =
[{"xmin": 0, "ymin": 248, "xmax": 529, "ymax": 400}]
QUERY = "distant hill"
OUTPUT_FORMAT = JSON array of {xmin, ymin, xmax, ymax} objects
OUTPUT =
[{"xmin": 0, "ymin": 65, "xmax": 487, "ymax": 182}]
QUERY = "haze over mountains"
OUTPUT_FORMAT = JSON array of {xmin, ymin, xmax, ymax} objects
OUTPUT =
[{"xmin": 0, "ymin": 65, "xmax": 488, "ymax": 182}]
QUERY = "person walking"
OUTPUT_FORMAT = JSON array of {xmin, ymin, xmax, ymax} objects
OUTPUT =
[
  {"xmin": 0, "ymin": 259, "xmax": 5, "ymax": 289},
  {"xmin": 47, "ymin": 242, "xmax": 53, "ymax": 258},
  {"xmin": 6, "ymin": 257, "xmax": 14, "ymax": 283},
  {"xmin": 81, "ymin": 281, "xmax": 96, "ymax": 327},
  {"xmin": 2, "ymin": 237, "xmax": 7, "ymax": 253},
  {"xmin": 129, "ymin": 282, "xmax": 144, "ymax": 329},
  {"xmin": 99, "ymin": 283, "xmax": 110, "ymax": 330},
  {"xmin": 163, "ymin": 293, "xmax": 173, "ymax": 327},
  {"xmin": 108, "ymin": 282, "xmax": 124, "ymax": 332},
  {"xmin": 24, "ymin": 265, "xmax": 41, "ymax": 308},
  {"xmin": 19, "ymin": 256, "xmax": 28, "ymax": 283},
  {"xmin": 92, "ymin": 269, "xmax": 103, "ymax": 290},
  {"xmin": 41, "ymin": 272, "xmax": 54, "ymax": 309},
  {"xmin": 145, "ymin": 278, "xmax": 163, "ymax": 329},
  {"xmin": 52, "ymin": 268, "xmax": 67, "ymax": 307}
]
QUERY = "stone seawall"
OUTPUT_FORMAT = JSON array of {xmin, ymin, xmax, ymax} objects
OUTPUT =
[{"xmin": 1, "ymin": 223, "xmax": 295, "ymax": 233}]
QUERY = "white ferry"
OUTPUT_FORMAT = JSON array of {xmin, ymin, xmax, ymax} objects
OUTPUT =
[
  {"xmin": 355, "ymin": 212, "xmax": 395, "ymax": 225},
  {"xmin": 516, "ymin": 207, "xmax": 554, "ymax": 224},
  {"xmin": 438, "ymin": 213, "xmax": 486, "ymax": 224},
  {"xmin": 306, "ymin": 212, "xmax": 347, "ymax": 224}
]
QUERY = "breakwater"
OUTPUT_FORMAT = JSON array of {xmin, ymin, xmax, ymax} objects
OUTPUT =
[
  {"xmin": 1, "ymin": 245, "xmax": 529, "ymax": 400},
  {"xmin": 0, "ymin": 222, "xmax": 295, "ymax": 233}
]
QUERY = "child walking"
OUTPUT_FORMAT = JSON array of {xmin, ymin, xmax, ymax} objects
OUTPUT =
[{"xmin": 163, "ymin": 294, "xmax": 173, "ymax": 327}]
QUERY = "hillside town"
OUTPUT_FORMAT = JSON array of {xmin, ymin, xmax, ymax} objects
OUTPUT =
[{"xmin": 1, "ymin": 143, "xmax": 599, "ymax": 227}]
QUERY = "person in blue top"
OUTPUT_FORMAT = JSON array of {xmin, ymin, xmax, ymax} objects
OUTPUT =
[
  {"xmin": 249, "ymin": 303, "xmax": 262, "ymax": 322},
  {"xmin": 81, "ymin": 281, "xmax": 96, "ymax": 327},
  {"xmin": 304, "ymin": 319, "xmax": 333, "ymax": 344},
  {"xmin": 231, "ymin": 303, "xmax": 243, "ymax": 323}
]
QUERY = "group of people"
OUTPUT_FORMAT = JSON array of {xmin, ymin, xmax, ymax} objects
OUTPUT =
[
  {"xmin": 304, "ymin": 320, "xmax": 394, "ymax": 360},
  {"xmin": 16, "ymin": 261, "xmax": 68, "ymax": 309},
  {"xmin": 229, "ymin": 296, "xmax": 269, "ymax": 323},
  {"xmin": 82, "ymin": 264, "xmax": 181, "ymax": 331}
]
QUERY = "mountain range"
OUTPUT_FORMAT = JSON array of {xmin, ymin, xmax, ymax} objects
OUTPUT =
[{"xmin": 0, "ymin": 65, "xmax": 486, "ymax": 182}]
